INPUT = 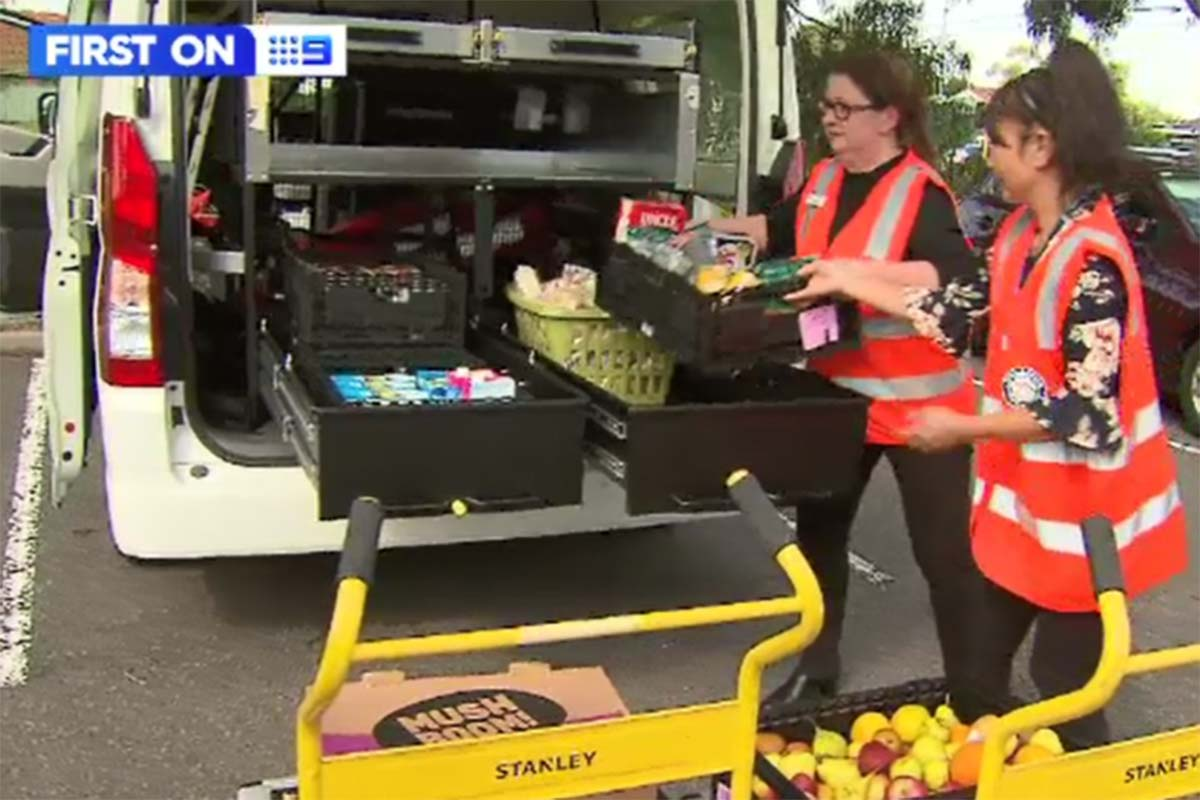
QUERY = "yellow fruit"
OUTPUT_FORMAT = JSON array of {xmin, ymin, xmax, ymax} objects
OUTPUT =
[
  {"xmin": 1029, "ymin": 728, "xmax": 1065, "ymax": 755},
  {"xmin": 753, "ymin": 777, "xmax": 777, "ymax": 799},
  {"xmin": 934, "ymin": 703, "xmax": 960, "ymax": 729},
  {"xmin": 765, "ymin": 752, "xmax": 784, "ymax": 773},
  {"xmin": 891, "ymin": 705, "xmax": 932, "ymax": 744},
  {"xmin": 946, "ymin": 741, "xmax": 962, "ymax": 759},
  {"xmin": 851, "ymin": 711, "xmax": 892, "ymax": 743},
  {"xmin": 921, "ymin": 716, "xmax": 951, "ymax": 743},
  {"xmin": 847, "ymin": 741, "xmax": 864, "ymax": 760},
  {"xmin": 924, "ymin": 758, "xmax": 951, "ymax": 790},
  {"xmin": 813, "ymin": 728, "xmax": 849, "ymax": 760},
  {"xmin": 1005, "ymin": 734, "xmax": 1020, "ymax": 759},
  {"xmin": 816, "ymin": 758, "xmax": 861, "ymax": 788},
  {"xmin": 1013, "ymin": 744, "xmax": 1057, "ymax": 765},
  {"xmin": 780, "ymin": 751, "xmax": 818, "ymax": 779},
  {"xmin": 890, "ymin": 755, "xmax": 923, "ymax": 780},
  {"xmin": 695, "ymin": 265, "xmax": 730, "ymax": 294},
  {"xmin": 910, "ymin": 735, "xmax": 948, "ymax": 765}
]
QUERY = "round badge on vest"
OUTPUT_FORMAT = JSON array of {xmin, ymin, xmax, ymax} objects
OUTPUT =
[{"xmin": 1002, "ymin": 366, "xmax": 1049, "ymax": 408}]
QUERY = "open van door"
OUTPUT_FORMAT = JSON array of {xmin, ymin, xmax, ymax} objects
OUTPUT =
[{"xmin": 42, "ymin": 0, "xmax": 105, "ymax": 505}]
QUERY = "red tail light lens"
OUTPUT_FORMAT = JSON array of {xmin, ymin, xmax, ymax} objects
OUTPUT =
[{"xmin": 99, "ymin": 115, "xmax": 164, "ymax": 387}]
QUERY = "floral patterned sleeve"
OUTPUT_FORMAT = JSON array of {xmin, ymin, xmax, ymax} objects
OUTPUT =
[
  {"xmin": 901, "ymin": 254, "xmax": 991, "ymax": 358},
  {"xmin": 1023, "ymin": 256, "xmax": 1127, "ymax": 452}
]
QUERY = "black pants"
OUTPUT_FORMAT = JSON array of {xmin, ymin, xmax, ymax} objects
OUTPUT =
[
  {"xmin": 794, "ymin": 444, "xmax": 975, "ymax": 697},
  {"xmin": 959, "ymin": 575, "xmax": 1112, "ymax": 745}
]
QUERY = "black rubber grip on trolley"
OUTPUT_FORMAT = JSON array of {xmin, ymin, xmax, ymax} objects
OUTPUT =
[
  {"xmin": 727, "ymin": 472, "xmax": 793, "ymax": 554},
  {"xmin": 1082, "ymin": 516, "xmax": 1125, "ymax": 596},
  {"xmin": 337, "ymin": 498, "xmax": 385, "ymax": 585}
]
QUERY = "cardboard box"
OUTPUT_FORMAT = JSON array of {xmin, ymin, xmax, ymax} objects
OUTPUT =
[{"xmin": 321, "ymin": 662, "xmax": 629, "ymax": 757}]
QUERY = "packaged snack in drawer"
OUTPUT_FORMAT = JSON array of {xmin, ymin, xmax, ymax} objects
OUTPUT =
[{"xmin": 613, "ymin": 198, "xmax": 689, "ymax": 243}]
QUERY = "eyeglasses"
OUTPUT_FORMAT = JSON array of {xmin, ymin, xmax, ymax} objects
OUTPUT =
[{"xmin": 818, "ymin": 98, "xmax": 880, "ymax": 121}]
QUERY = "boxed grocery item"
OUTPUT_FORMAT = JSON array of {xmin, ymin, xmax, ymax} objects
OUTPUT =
[{"xmin": 321, "ymin": 662, "xmax": 629, "ymax": 756}]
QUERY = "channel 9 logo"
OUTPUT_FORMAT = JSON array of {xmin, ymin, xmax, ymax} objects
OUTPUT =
[{"xmin": 29, "ymin": 24, "xmax": 347, "ymax": 77}]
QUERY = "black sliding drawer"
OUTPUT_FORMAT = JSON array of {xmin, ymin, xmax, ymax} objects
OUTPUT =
[{"xmin": 260, "ymin": 332, "xmax": 587, "ymax": 520}]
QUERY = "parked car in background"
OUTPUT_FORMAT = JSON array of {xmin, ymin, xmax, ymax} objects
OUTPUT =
[{"xmin": 959, "ymin": 168, "xmax": 1200, "ymax": 436}]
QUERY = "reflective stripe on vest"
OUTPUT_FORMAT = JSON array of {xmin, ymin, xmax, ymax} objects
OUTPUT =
[
  {"xmin": 861, "ymin": 316, "xmax": 919, "ymax": 340},
  {"xmin": 973, "ymin": 477, "xmax": 986, "ymax": 506},
  {"xmin": 981, "ymin": 395, "xmax": 1003, "ymax": 415},
  {"xmin": 1020, "ymin": 401, "xmax": 1164, "ymax": 471},
  {"xmin": 797, "ymin": 164, "xmax": 839, "ymax": 244},
  {"xmin": 994, "ymin": 210, "xmax": 1035, "ymax": 270},
  {"xmin": 864, "ymin": 166, "xmax": 924, "ymax": 258},
  {"xmin": 986, "ymin": 480, "xmax": 1182, "ymax": 555},
  {"xmin": 830, "ymin": 364, "xmax": 969, "ymax": 400},
  {"xmin": 1036, "ymin": 226, "xmax": 1124, "ymax": 349}
]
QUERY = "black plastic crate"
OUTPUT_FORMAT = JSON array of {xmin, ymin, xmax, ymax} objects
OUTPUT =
[
  {"xmin": 262, "ymin": 333, "xmax": 586, "ymax": 520},
  {"xmin": 284, "ymin": 242, "xmax": 467, "ymax": 349},
  {"xmin": 597, "ymin": 244, "xmax": 861, "ymax": 368},
  {"xmin": 717, "ymin": 679, "xmax": 1095, "ymax": 800}
]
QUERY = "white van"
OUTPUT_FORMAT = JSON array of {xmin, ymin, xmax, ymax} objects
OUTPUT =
[{"xmin": 42, "ymin": 0, "xmax": 870, "ymax": 560}]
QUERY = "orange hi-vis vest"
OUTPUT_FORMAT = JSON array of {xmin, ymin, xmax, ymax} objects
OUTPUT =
[
  {"xmin": 972, "ymin": 197, "xmax": 1188, "ymax": 612},
  {"xmin": 793, "ymin": 150, "xmax": 976, "ymax": 444}
]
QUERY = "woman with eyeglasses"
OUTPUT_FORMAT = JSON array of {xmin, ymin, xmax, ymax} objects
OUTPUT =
[
  {"xmin": 788, "ymin": 41, "xmax": 1187, "ymax": 741},
  {"xmin": 696, "ymin": 50, "xmax": 981, "ymax": 716}
]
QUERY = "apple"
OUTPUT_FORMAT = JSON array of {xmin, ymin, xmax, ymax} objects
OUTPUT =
[
  {"xmin": 863, "ymin": 773, "xmax": 891, "ymax": 800},
  {"xmin": 791, "ymin": 773, "xmax": 819, "ymax": 797},
  {"xmin": 873, "ymin": 729, "xmax": 903, "ymax": 752},
  {"xmin": 785, "ymin": 740, "xmax": 813, "ymax": 756},
  {"xmin": 858, "ymin": 741, "xmax": 899, "ymax": 775},
  {"xmin": 886, "ymin": 776, "xmax": 931, "ymax": 799},
  {"xmin": 816, "ymin": 784, "xmax": 834, "ymax": 800}
]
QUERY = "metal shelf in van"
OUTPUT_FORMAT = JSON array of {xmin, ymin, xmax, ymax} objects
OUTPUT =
[{"xmin": 252, "ymin": 143, "xmax": 684, "ymax": 187}]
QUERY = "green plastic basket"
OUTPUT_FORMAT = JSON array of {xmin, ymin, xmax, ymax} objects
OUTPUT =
[{"xmin": 506, "ymin": 285, "xmax": 675, "ymax": 406}]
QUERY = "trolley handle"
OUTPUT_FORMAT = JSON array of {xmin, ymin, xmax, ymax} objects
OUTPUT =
[
  {"xmin": 727, "ymin": 470, "xmax": 794, "ymax": 555},
  {"xmin": 1082, "ymin": 515, "xmax": 1125, "ymax": 596},
  {"xmin": 338, "ymin": 497, "xmax": 385, "ymax": 586}
]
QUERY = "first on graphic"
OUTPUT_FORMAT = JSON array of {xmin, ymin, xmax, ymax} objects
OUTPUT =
[{"xmin": 29, "ymin": 24, "xmax": 348, "ymax": 77}]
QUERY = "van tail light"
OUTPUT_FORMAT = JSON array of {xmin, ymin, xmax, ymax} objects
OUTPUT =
[{"xmin": 99, "ymin": 115, "xmax": 164, "ymax": 387}]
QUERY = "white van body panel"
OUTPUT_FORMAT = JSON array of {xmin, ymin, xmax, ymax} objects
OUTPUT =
[{"xmin": 52, "ymin": 0, "xmax": 797, "ymax": 558}]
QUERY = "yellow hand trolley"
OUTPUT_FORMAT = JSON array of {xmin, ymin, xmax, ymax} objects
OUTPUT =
[{"xmin": 239, "ymin": 471, "xmax": 1200, "ymax": 800}]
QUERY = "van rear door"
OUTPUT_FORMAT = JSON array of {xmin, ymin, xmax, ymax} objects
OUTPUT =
[{"xmin": 42, "ymin": 0, "xmax": 106, "ymax": 505}]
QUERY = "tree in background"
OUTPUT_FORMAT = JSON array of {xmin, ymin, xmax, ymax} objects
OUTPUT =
[
  {"xmin": 1022, "ymin": 0, "xmax": 1134, "ymax": 43},
  {"xmin": 787, "ymin": 0, "xmax": 985, "ymax": 193}
]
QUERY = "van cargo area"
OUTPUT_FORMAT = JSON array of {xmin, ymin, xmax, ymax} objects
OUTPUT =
[{"xmin": 173, "ymin": 0, "xmax": 866, "ymax": 523}]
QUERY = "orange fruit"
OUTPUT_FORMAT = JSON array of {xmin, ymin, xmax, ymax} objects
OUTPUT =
[
  {"xmin": 756, "ymin": 732, "xmax": 787, "ymax": 755},
  {"xmin": 950, "ymin": 741, "xmax": 985, "ymax": 787},
  {"xmin": 949, "ymin": 723, "xmax": 971, "ymax": 744},
  {"xmin": 1013, "ymin": 744, "xmax": 1056, "ymax": 765}
]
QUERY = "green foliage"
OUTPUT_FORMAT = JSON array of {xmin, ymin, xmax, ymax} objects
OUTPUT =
[
  {"xmin": 786, "ymin": 0, "xmax": 977, "ymax": 190},
  {"xmin": 1023, "ymin": 0, "xmax": 1134, "ymax": 43}
]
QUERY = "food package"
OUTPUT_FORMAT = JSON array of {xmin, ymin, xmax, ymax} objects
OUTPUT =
[
  {"xmin": 513, "ymin": 263, "xmax": 598, "ymax": 310},
  {"xmin": 613, "ymin": 198, "xmax": 689, "ymax": 243}
]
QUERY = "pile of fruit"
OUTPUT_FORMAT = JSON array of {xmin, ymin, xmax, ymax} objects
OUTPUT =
[{"xmin": 754, "ymin": 703, "xmax": 1066, "ymax": 799}]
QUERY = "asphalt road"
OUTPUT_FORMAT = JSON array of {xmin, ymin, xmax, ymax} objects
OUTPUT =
[{"xmin": 0, "ymin": 354, "xmax": 1197, "ymax": 800}]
